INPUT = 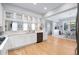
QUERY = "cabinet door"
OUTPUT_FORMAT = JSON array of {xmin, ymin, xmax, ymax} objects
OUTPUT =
[
  {"xmin": 27, "ymin": 34, "xmax": 37, "ymax": 44},
  {"xmin": 6, "ymin": 34, "xmax": 37, "ymax": 50},
  {"xmin": 19, "ymin": 34, "xmax": 37, "ymax": 45},
  {"xmin": 43, "ymin": 32, "xmax": 48, "ymax": 40},
  {"xmin": 7, "ymin": 36, "xmax": 20, "ymax": 50},
  {"xmin": 13, "ymin": 35, "xmax": 27, "ymax": 48},
  {"xmin": 37, "ymin": 32, "xmax": 43, "ymax": 43},
  {"xmin": 3, "ymin": 37, "xmax": 15, "ymax": 50},
  {"xmin": 8, "ymin": 37, "xmax": 16, "ymax": 50},
  {"xmin": 0, "ymin": 50, "xmax": 8, "ymax": 55}
]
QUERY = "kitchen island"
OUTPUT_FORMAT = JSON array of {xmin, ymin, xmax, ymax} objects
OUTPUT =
[
  {"xmin": 0, "ymin": 36, "xmax": 8, "ymax": 55},
  {"xmin": 2, "ymin": 31, "xmax": 47, "ymax": 55}
]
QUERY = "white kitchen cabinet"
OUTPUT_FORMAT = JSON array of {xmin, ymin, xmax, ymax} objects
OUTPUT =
[
  {"xmin": 0, "ymin": 50, "xmax": 8, "ymax": 55},
  {"xmin": 0, "ymin": 37, "xmax": 8, "ymax": 55},
  {"xmin": 43, "ymin": 32, "xmax": 48, "ymax": 41},
  {"xmin": 7, "ymin": 33, "xmax": 37, "ymax": 50},
  {"xmin": 3, "ymin": 31, "xmax": 47, "ymax": 50},
  {"xmin": 3, "ymin": 38, "xmax": 10, "ymax": 50},
  {"xmin": 2, "ymin": 35, "xmax": 20, "ymax": 50}
]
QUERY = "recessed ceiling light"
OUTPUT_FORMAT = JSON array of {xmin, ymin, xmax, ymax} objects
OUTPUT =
[
  {"xmin": 44, "ymin": 7, "xmax": 47, "ymax": 10},
  {"xmin": 33, "ymin": 3, "xmax": 37, "ymax": 5}
]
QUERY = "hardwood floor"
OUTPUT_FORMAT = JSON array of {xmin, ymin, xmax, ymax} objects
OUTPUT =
[{"xmin": 8, "ymin": 35, "xmax": 77, "ymax": 55}]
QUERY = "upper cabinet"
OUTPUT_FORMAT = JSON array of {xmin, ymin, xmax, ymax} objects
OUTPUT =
[
  {"xmin": 23, "ymin": 15, "xmax": 28, "ymax": 21},
  {"xmin": 6, "ymin": 12, "xmax": 13, "ymax": 19},
  {"xmin": 4, "ymin": 10, "xmax": 43, "ymax": 32},
  {"xmin": 16, "ymin": 13, "xmax": 22, "ymax": 20},
  {"xmin": 23, "ymin": 23, "xmax": 28, "ymax": 31},
  {"xmin": 0, "ymin": 4, "xmax": 2, "ymax": 26}
]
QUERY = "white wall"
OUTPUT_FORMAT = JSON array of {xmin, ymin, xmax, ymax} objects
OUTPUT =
[{"xmin": 0, "ymin": 3, "xmax": 2, "ymax": 26}]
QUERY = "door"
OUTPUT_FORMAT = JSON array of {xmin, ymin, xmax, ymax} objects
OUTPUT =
[{"xmin": 76, "ymin": 3, "xmax": 79, "ymax": 55}]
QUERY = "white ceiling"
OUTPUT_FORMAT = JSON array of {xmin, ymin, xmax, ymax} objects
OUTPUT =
[
  {"xmin": 6, "ymin": 3, "xmax": 64, "ymax": 15},
  {"xmin": 47, "ymin": 8, "xmax": 77, "ymax": 22}
]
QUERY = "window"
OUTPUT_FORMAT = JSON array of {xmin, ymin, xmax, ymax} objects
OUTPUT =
[
  {"xmin": 12, "ymin": 22, "xmax": 18, "ymax": 31},
  {"xmin": 5, "ymin": 11, "xmax": 42, "ymax": 33},
  {"xmin": 31, "ymin": 23, "xmax": 35, "ymax": 30},
  {"xmin": 17, "ymin": 22, "xmax": 23, "ymax": 31},
  {"xmin": 5, "ymin": 21, "xmax": 28, "ymax": 32},
  {"xmin": 23, "ymin": 23, "xmax": 28, "ymax": 31}
]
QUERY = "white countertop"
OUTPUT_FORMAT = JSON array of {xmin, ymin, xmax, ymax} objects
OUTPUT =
[
  {"xmin": 0, "ymin": 31, "xmax": 43, "ymax": 50},
  {"xmin": 35, "ymin": 30, "xmax": 43, "ymax": 33},
  {"xmin": 0, "ymin": 37, "xmax": 8, "ymax": 50},
  {"xmin": 4, "ymin": 31, "xmax": 43, "ymax": 36}
]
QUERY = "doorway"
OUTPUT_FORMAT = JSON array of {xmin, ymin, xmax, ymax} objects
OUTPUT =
[
  {"xmin": 76, "ymin": 3, "xmax": 79, "ymax": 55},
  {"xmin": 45, "ymin": 20, "xmax": 53, "ymax": 35}
]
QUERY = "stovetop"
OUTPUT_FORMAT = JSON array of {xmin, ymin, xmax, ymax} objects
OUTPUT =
[{"xmin": 0, "ymin": 37, "xmax": 5, "ymax": 45}]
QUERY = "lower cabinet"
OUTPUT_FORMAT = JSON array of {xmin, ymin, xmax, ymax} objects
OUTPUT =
[
  {"xmin": 37, "ymin": 32, "xmax": 43, "ymax": 43},
  {"xmin": 5, "ymin": 32, "xmax": 47, "ymax": 50},
  {"xmin": 0, "ymin": 50, "xmax": 8, "ymax": 55},
  {"xmin": 43, "ymin": 32, "xmax": 48, "ymax": 41},
  {"xmin": 7, "ymin": 34, "xmax": 37, "ymax": 50}
]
